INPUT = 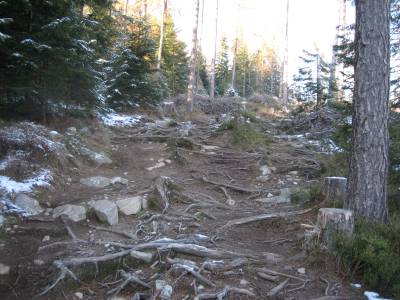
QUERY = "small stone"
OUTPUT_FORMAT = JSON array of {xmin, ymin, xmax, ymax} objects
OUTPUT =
[
  {"xmin": 297, "ymin": 267, "xmax": 306, "ymax": 274},
  {"xmin": 259, "ymin": 165, "xmax": 272, "ymax": 176},
  {"xmin": 267, "ymin": 193, "xmax": 274, "ymax": 198},
  {"xmin": 156, "ymin": 280, "xmax": 167, "ymax": 291},
  {"xmin": 34, "ymin": 259, "xmax": 45, "ymax": 266},
  {"xmin": 66, "ymin": 127, "xmax": 77, "ymax": 135},
  {"xmin": 74, "ymin": 292, "xmax": 84, "ymax": 299},
  {"xmin": 42, "ymin": 235, "xmax": 50, "ymax": 242},
  {"xmin": 289, "ymin": 171, "xmax": 298, "ymax": 176},
  {"xmin": 197, "ymin": 285, "xmax": 205, "ymax": 290},
  {"xmin": 111, "ymin": 177, "xmax": 128, "ymax": 185},
  {"xmin": 0, "ymin": 263, "xmax": 10, "ymax": 275},
  {"xmin": 160, "ymin": 284, "xmax": 173, "ymax": 299},
  {"xmin": 226, "ymin": 199, "xmax": 236, "ymax": 206},
  {"xmin": 240, "ymin": 279, "xmax": 249, "ymax": 285}
]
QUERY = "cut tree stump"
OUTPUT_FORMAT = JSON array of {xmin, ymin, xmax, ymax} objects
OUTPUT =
[
  {"xmin": 316, "ymin": 208, "xmax": 354, "ymax": 250},
  {"xmin": 322, "ymin": 177, "xmax": 347, "ymax": 206}
]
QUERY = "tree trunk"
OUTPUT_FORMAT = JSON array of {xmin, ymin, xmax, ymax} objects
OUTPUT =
[
  {"xmin": 156, "ymin": 0, "xmax": 167, "ymax": 71},
  {"xmin": 186, "ymin": 0, "xmax": 200, "ymax": 113},
  {"xmin": 316, "ymin": 54, "xmax": 321, "ymax": 106},
  {"xmin": 125, "ymin": 0, "xmax": 129, "ymax": 15},
  {"xmin": 195, "ymin": 0, "xmax": 205, "ymax": 93},
  {"xmin": 346, "ymin": 0, "xmax": 390, "ymax": 223},
  {"xmin": 210, "ymin": 0, "xmax": 219, "ymax": 100},
  {"xmin": 280, "ymin": 0, "xmax": 289, "ymax": 104}
]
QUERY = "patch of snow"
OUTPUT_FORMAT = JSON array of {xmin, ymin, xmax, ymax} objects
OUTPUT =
[
  {"xmin": 0, "ymin": 169, "xmax": 53, "ymax": 193},
  {"xmin": 11, "ymin": 52, "xmax": 22, "ymax": 58},
  {"xmin": 99, "ymin": 113, "xmax": 142, "ymax": 127},
  {"xmin": 0, "ymin": 18, "xmax": 13, "ymax": 25},
  {"xmin": 0, "ymin": 32, "xmax": 11, "ymax": 42},
  {"xmin": 364, "ymin": 291, "xmax": 391, "ymax": 300},
  {"xmin": 42, "ymin": 17, "xmax": 71, "ymax": 29},
  {"xmin": 351, "ymin": 283, "xmax": 362, "ymax": 289}
]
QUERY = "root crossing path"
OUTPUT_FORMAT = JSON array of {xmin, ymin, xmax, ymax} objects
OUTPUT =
[{"xmin": 0, "ymin": 112, "xmax": 364, "ymax": 300}]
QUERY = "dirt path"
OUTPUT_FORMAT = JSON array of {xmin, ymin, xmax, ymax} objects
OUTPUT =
[{"xmin": 0, "ymin": 112, "xmax": 364, "ymax": 300}]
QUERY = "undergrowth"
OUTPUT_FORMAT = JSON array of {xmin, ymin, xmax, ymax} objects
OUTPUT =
[
  {"xmin": 219, "ymin": 117, "xmax": 272, "ymax": 150},
  {"xmin": 335, "ymin": 215, "xmax": 400, "ymax": 299}
]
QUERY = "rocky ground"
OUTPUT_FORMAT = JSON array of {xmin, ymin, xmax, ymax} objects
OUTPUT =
[{"xmin": 0, "ymin": 102, "xmax": 371, "ymax": 300}]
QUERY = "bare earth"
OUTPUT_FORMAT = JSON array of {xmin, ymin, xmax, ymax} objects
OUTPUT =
[{"xmin": 0, "ymin": 111, "xmax": 365, "ymax": 300}]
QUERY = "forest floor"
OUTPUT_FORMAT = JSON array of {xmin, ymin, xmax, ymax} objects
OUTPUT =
[{"xmin": 0, "ymin": 103, "xmax": 368, "ymax": 300}]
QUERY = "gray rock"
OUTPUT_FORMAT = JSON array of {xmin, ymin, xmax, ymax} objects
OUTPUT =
[
  {"xmin": 80, "ymin": 176, "xmax": 112, "ymax": 188},
  {"xmin": 90, "ymin": 200, "xmax": 118, "ymax": 225},
  {"xmin": 0, "ymin": 263, "xmax": 10, "ymax": 275},
  {"xmin": 259, "ymin": 165, "xmax": 272, "ymax": 176},
  {"xmin": 66, "ymin": 127, "xmax": 77, "ymax": 135},
  {"xmin": 53, "ymin": 204, "xmax": 87, "ymax": 222},
  {"xmin": 160, "ymin": 284, "xmax": 173, "ymax": 299},
  {"xmin": 14, "ymin": 194, "xmax": 43, "ymax": 215},
  {"xmin": 111, "ymin": 177, "xmax": 128, "ymax": 185},
  {"xmin": 81, "ymin": 148, "xmax": 112, "ymax": 166},
  {"xmin": 255, "ymin": 188, "xmax": 291, "ymax": 204},
  {"xmin": 116, "ymin": 196, "xmax": 142, "ymax": 215}
]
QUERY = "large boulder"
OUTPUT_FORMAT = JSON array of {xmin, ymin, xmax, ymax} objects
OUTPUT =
[
  {"xmin": 53, "ymin": 204, "xmax": 87, "ymax": 222},
  {"xmin": 317, "ymin": 208, "xmax": 354, "ymax": 251},
  {"xmin": 14, "ymin": 194, "xmax": 43, "ymax": 215},
  {"xmin": 116, "ymin": 196, "xmax": 143, "ymax": 215},
  {"xmin": 90, "ymin": 200, "xmax": 118, "ymax": 225},
  {"xmin": 322, "ymin": 177, "xmax": 347, "ymax": 206}
]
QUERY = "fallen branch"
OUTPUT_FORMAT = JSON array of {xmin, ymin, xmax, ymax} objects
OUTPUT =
[
  {"xmin": 195, "ymin": 286, "xmax": 256, "ymax": 299},
  {"xmin": 267, "ymin": 278, "xmax": 289, "ymax": 297},
  {"xmin": 221, "ymin": 207, "xmax": 315, "ymax": 228},
  {"xmin": 256, "ymin": 267, "xmax": 308, "ymax": 282},
  {"xmin": 88, "ymin": 225, "xmax": 136, "ymax": 240}
]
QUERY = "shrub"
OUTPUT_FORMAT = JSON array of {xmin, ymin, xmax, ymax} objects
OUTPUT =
[{"xmin": 335, "ymin": 215, "xmax": 400, "ymax": 299}]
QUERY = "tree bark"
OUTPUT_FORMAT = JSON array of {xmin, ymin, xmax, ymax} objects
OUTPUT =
[
  {"xmin": 346, "ymin": 0, "xmax": 390, "ymax": 223},
  {"xmin": 186, "ymin": 0, "xmax": 200, "ymax": 113},
  {"xmin": 156, "ymin": 0, "xmax": 167, "ymax": 71},
  {"xmin": 280, "ymin": 0, "xmax": 289, "ymax": 104},
  {"xmin": 210, "ymin": 0, "xmax": 219, "ymax": 100}
]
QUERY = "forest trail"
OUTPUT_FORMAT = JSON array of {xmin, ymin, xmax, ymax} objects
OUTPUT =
[{"xmin": 1, "ymin": 107, "xmax": 364, "ymax": 300}]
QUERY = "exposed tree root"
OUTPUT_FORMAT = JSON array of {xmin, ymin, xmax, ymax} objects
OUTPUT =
[
  {"xmin": 107, "ymin": 270, "xmax": 151, "ymax": 296},
  {"xmin": 221, "ymin": 207, "xmax": 315, "ymax": 228},
  {"xmin": 194, "ymin": 286, "xmax": 256, "ymax": 299},
  {"xmin": 201, "ymin": 176, "xmax": 262, "ymax": 193}
]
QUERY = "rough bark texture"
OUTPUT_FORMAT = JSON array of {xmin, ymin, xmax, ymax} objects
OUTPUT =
[
  {"xmin": 323, "ymin": 177, "xmax": 347, "ymax": 206},
  {"xmin": 346, "ymin": 0, "xmax": 390, "ymax": 223},
  {"xmin": 186, "ymin": 0, "xmax": 200, "ymax": 113}
]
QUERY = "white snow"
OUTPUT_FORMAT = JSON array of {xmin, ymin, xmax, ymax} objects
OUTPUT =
[
  {"xmin": 351, "ymin": 283, "xmax": 362, "ymax": 289},
  {"xmin": 0, "ymin": 18, "xmax": 13, "ymax": 24},
  {"xmin": 364, "ymin": 291, "xmax": 391, "ymax": 300},
  {"xmin": 42, "ymin": 17, "xmax": 71, "ymax": 29},
  {"xmin": 99, "ymin": 113, "xmax": 142, "ymax": 127},
  {"xmin": 0, "ymin": 32, "xmax": 11, "ymax": 42},
  {"xmin": 0, "ymin": 169, "xmax": 53, "ymax": 193}
]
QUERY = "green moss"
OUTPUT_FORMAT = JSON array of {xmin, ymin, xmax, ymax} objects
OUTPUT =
[
  {"xmin": 335, "ymin": 215, "xmax": 400, "ymax": 299},
  {"xmin": 290, "ymin": 189, "xmax": 311, "ymax": 203}
]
